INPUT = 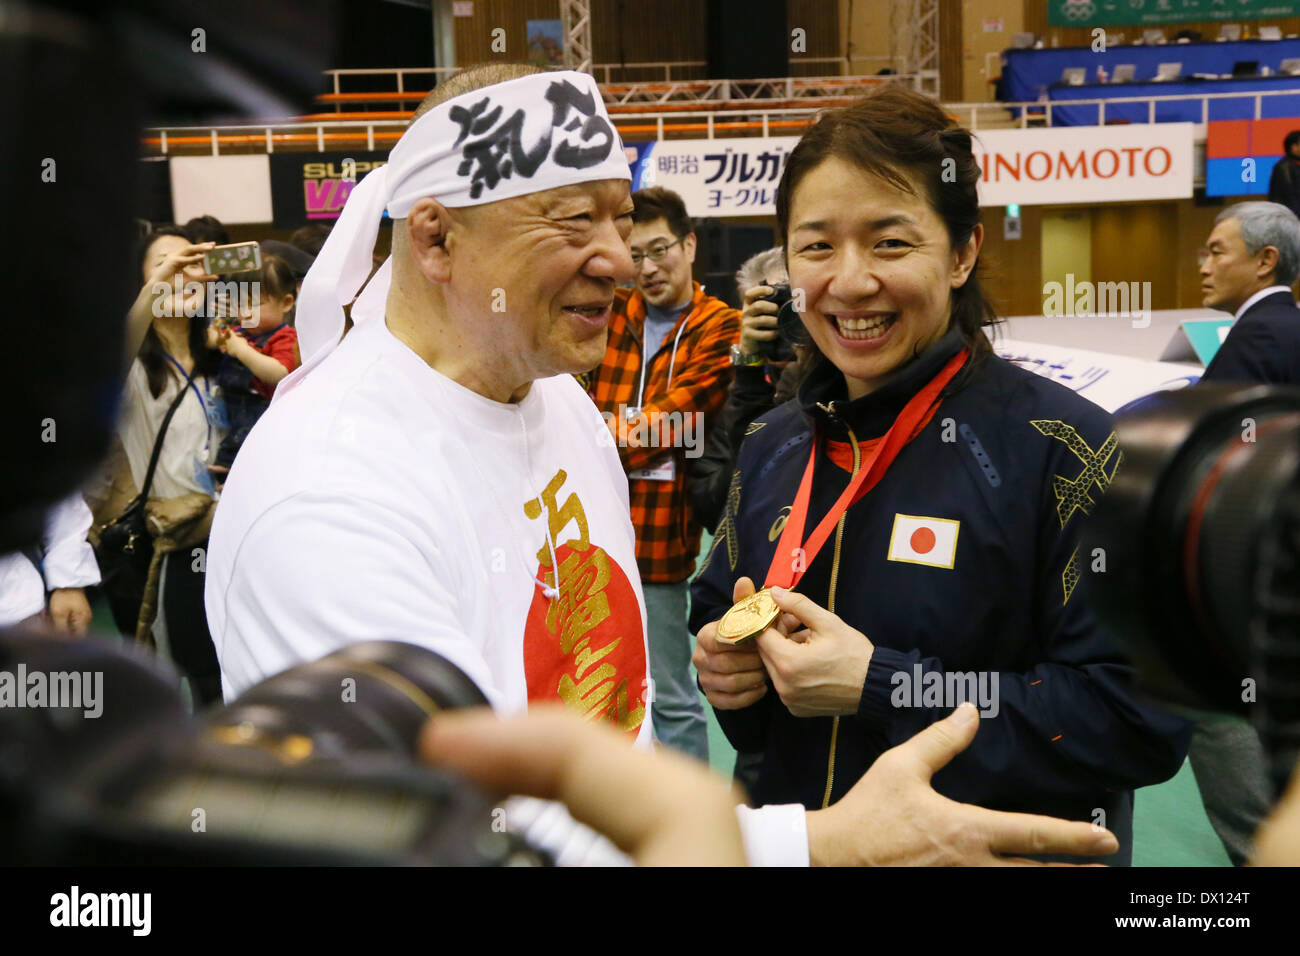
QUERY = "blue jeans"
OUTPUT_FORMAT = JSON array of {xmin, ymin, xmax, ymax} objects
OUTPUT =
[{"xmin": 642, "ymin": 580, "xmax": 709, "ymax": 763}]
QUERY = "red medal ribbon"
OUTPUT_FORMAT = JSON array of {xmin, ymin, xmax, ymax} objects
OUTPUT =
[{"xmin": 765, "ymin": 349, "xmax": 969, "ymax": 590}]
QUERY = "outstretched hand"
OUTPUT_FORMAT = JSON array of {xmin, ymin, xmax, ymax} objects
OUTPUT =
[
  {"xmin": 807, "ymin": 703, "xmax": 1120, "ymax": 865},
  {"xmin": 419, "ymin": 707, "xmax": 748, "ymax": 866}
]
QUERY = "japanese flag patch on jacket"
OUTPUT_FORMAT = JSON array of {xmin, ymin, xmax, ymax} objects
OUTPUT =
[{"xmin": 887, "ymin": 514, "xmax": 960, "ymax": 569}]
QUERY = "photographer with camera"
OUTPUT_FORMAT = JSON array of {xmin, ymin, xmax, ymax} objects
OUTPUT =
[{"xmin": 689, "ymin": 247, "xmax": 804, "ymax": 535}]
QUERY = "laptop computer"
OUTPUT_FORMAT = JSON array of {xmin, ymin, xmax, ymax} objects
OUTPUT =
[
  {"xmin": 1062, "ymin": 67, "xmax": 1087, "ymax": 86},
  {"xmin": 1112, "ymin": 64, "xmax": 1136, "ymax": 83},
  {"xmin": 1232, "ymin": 60, "xmax": 1260, "ymax": 77},
  {"xmin": 1154, "ymin": 62, "xmax": 1182, "ymax": 81}
]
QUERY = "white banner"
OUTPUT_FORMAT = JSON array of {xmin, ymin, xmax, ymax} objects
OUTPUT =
[
  {"xmin": 170, "ymin": 155, "xmax": 274, "ymax": 225},
  {"xmin": 971, "ymin": 124, "xmax": 1194, "ymax": 207},
  {"xmin": 991, "ymin": 336, "xmax": 1201, "ymax": 412},
  {"xmin": 641, "ymin": 137, "xmax": 800, "ymax": 217}
]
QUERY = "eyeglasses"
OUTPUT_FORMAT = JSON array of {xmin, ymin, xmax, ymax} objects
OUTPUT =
[{"xmin": 630, "ymin": 236, "xmax": 685, "ymax": 266}]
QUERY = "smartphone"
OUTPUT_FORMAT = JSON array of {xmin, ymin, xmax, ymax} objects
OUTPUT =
[{"xmin": 203, "ymin": 241, "xmax": 262, "ymax": 276}]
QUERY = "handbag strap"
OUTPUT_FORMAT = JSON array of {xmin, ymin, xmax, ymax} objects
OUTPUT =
[{"xmin": 133, "ymin": 364, "xmax": 202, "ymax": 506}]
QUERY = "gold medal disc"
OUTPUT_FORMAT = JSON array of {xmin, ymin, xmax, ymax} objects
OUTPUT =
[{"xmin": 716, "ymin": 588, "xmax": 781, "ymax": 644}]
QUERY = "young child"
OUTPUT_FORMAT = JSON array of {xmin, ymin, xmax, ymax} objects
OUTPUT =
[{"xmin": 210, "ymin": 253, "xmax": 300, "ymax": 471}]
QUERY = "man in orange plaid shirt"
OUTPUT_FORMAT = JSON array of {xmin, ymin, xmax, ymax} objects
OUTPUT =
[{"xmin": 584, "ymin": 187, "xmax": 739, "ymax": 761}]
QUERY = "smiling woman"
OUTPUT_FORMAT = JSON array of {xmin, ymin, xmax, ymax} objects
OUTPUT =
[
  {"xmin": 775, "ymin": 89, "xmax": 997, "ymax": 396},
  {"xmin": 688, "ymin": 86, "xmax": 1193, "ymax": 865}
]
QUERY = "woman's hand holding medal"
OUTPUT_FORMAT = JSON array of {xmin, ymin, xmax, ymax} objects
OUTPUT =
[
  {"xmin": 693, "ymin": 576, "xmax": 774, "ymax": 711},
  {"xmin": 754, "ymin": 586, "xmax": 875, "ymax": 718},
  {"xmin": 696, "ymin": 577, "xmax": 876, "ymax": 717}
]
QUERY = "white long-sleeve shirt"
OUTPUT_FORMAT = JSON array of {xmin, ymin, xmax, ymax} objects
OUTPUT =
[
  {"xmin": 206, "ymin": 316, "xmax": 807, "ymax": 866},
  {"xmin": 0, "ymin": 493, "xmax": 101, "ymax": 627}
]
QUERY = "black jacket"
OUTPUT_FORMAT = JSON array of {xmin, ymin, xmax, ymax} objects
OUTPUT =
[
  {"xmin": 687, "ymin": 362, "xmax": 800, "ymax": 534},
  {"xmin": 1268, "ymin": 157, "xmax": 1300, "ymax": 218},
  {"xmin": 689, "ymin": 328, "xmax": 1191, "ymax": 865},
  {"xmin": 1202, "ymin": 289, "xmax": 1300, "ymax": 385}
]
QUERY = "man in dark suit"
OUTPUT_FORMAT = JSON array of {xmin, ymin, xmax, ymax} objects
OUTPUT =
[{"xmin": 1199, "ymin": 200, "xmax": 1300, "ymax": 385}]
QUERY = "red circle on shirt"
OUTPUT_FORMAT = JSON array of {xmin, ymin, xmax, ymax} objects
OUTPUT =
[
  {"xmin": 523, "ymin": 542, "xmax": 647, "ymax": 739},
  {"xmin": 910, "ymin": 527, "xmax": 936, "ymax": 554}
]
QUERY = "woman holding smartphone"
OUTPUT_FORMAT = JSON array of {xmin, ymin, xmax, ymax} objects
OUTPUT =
[{"xmin": 88, "ymin": 225, "xmax": 226, "ymax": 705}]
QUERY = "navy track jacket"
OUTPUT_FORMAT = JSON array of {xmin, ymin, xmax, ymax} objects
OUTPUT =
[{"xmin": 689, "ymin": 326, "xmax": 1191, "ymax": 864}]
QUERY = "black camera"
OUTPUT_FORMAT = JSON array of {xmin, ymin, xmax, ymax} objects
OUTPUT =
[
  {"xmin": 757, "ymin": 282, "xmax": 807, "ymax": 364},
  {"xmin": 0, "ymin": 635, "xmax": 551, "ymax": 865},
  {"xmin": 1086, "ymin": 383, "xmax": 1300, "ymax": 795}
]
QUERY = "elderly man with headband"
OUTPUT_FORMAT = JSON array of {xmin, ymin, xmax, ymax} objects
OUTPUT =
[{"xmin": 205, "ymin": 64, "xmax": 1119, "ymax": 866}]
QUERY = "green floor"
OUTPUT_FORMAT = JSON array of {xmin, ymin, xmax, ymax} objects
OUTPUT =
[{"xmin": 687, "ymin": 532, "xmax": 1232, "ymax": 867}]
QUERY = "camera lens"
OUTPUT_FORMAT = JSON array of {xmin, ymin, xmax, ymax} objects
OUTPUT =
[
  {"xmin": 205, "ymin": 641, "xmax": 489, "ymax": 761},
  {"xmin": 1086, "ymin": 384, "xmax": 1300, "ymax": 787}
]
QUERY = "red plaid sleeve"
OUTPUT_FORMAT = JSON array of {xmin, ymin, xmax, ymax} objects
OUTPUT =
[
  {"xmin": 586, "ymin": 284, "xmax": 741, "ymax": 581},
  {"xmin": 618, "ymin": 298, "xmax": 737, "ymax": 473}
]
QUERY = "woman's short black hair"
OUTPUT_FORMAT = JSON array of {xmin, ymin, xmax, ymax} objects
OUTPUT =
[{"xmin": 775, "ymin": 86, "xmax": 1000, "ymax": 381}]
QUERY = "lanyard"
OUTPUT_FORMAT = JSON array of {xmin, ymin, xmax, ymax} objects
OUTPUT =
[
  {"xmin": 765, "ymin": 349, "xmax": 968, "ymax": 590},
  {"xmin": 162, "ymin": 351, "xmax": 212, "ymax": 450},
  {"xmin": 636, "ymin": 309, "xmax": 690, "ymax": 409},
  {"xmin": 162, "ymin": 351, "xmax": 208, "ymax": 406}
]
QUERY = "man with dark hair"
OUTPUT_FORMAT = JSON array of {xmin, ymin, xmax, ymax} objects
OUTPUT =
[
  {"xmin": 585, "ymin": 186, "xmax": 739, "ymax": 761},
  {"xmin": 1267, "ymin": 130, "xmax": 1300, "ymax": 217},
  {"xmin": 184, "ymin": 214, "xmax": 230, "ymax": 246},
  {"xmin": 288, "ymin": 224, "xmax": 331, "ymax": 258}
]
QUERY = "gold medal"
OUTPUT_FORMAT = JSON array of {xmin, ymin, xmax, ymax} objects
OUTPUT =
[{"xmin": 716, "ymin": 588, "xmax": 781, "ymax": 644}]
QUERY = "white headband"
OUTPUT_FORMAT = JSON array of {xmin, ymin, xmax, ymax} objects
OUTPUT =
[{"xmin": 291, "ymin": 70, "xmax": 630, "ymax": 370}]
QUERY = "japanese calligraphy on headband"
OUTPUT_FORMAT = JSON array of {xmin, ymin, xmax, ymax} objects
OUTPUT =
[
  {"xmin": 291, "ymin": 71, "xmax": 630, "ymax": 366},
  {"xmin": 387, "ymin": 70, "xmax": 630, "ymax": 214}
]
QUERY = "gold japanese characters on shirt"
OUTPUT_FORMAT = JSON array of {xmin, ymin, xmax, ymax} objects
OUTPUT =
[{"xmin": 522, "ymin": 469, "xmax": 646, "ymax": 736}]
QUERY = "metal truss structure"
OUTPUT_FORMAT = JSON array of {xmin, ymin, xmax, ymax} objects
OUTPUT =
[
  {"xmin": 601, "ymin": 74, "xmax": 901, "ymax": 107},
  {"xmin": 560, "ymin": 0, "xmax": 593, "ymax": 74},
  {"xmin": 891, "ymin": 0, "xmax": 941, "ymax": 96}
]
